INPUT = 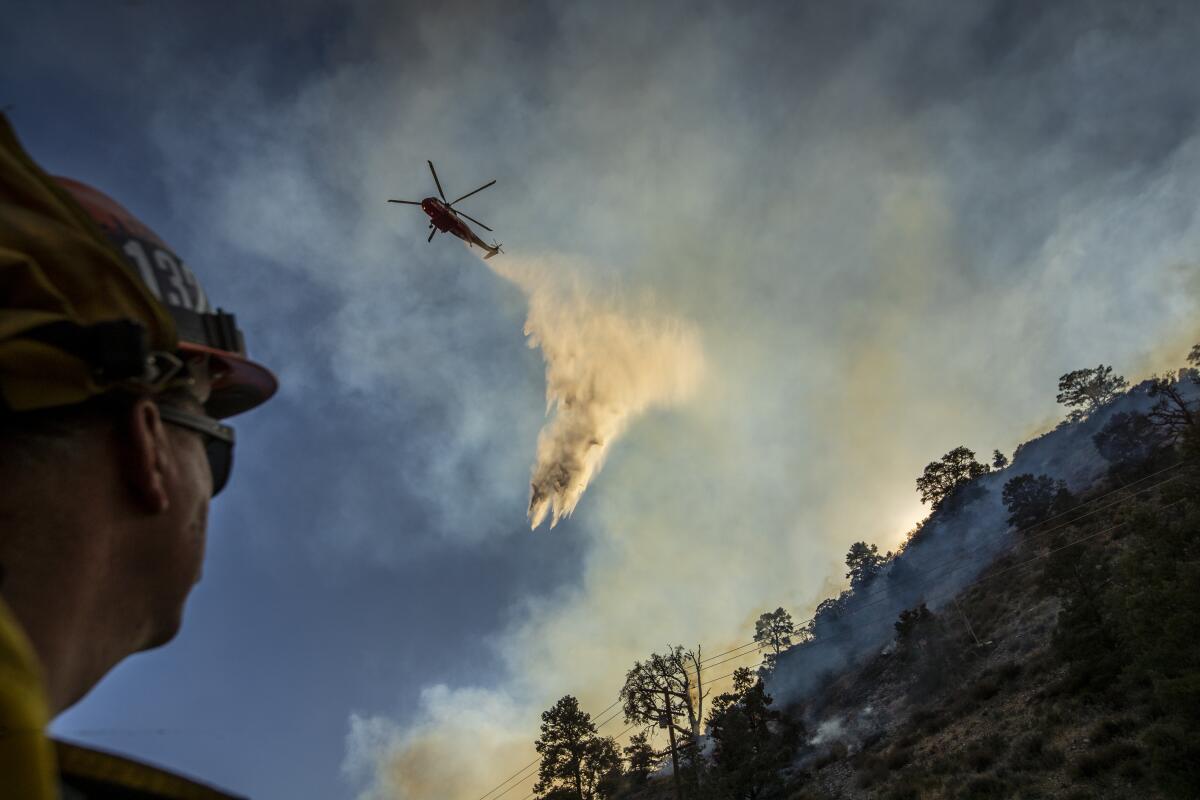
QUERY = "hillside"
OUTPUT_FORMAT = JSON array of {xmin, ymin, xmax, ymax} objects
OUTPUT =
[
  {"xmin": 788, "ymin": 463, "xmax": 1195, "ymax": 800},
  {"xmin": 588, "ymin": 363, "xmax": 1200, "ymax": 800},
  {"xmin": 595, "ymin": 367, "xmax": 1195, "ymax": 800}
]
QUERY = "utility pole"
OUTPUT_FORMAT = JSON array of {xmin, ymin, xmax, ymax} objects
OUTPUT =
[
  {"xmin": 952, "ymin": 596, "xmax": 983, "ymax": 647},
  {"xmin": 663, "ymin": 689, "xmax": 683, "ymax": 800},
  {"xmin": 689, "ymin": 644, "xmax": 705, "ymax": 790}
]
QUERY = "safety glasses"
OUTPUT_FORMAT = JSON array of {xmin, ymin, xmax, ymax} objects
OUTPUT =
[{"xmin": 156, "ymin": 404, "xmax": 236, "ymax": 497}]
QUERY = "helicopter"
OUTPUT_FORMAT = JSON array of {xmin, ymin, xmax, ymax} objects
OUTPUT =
[{"xmin": 389, "ymin": 161, "xmax": 503, "ymax": 259}]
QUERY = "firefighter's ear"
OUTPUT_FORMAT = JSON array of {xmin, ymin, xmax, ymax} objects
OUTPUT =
[{"xmin": 121, "ymin": 397, "xmax": 171, "ymax": 513}]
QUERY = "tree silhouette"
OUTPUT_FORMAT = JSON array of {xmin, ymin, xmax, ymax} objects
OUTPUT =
[
  {"xmin": 1056, "ymin": 364, "xmax": 1128, "ymax": 422},
  {"xmin": 992, "ymin": 449, "xmax": 1009, "ymax": 469},
  {"xmin": 534, "ymin": 696, "xmax": 622, "ymax": 800},
  {"xmin": 620, "ymin": 646, "xmax": 707, "ymax": 800},
  {"xmin": 622, "ymin": 732, "xmax": 657, "ymax": 784},
  {"xmin": 753, "ymin": 608, "xmax": 797, "ymax": 670},
  {"xmin": 1093, "ymin": 412, "xmax": 1166, "ymax": 479},
  {"xmin": 811, "ymin": 591, "xmax": 851, "ymax": 641},
  {"xmin": 1001, "ymin": 473, "xmax": 1071, "ymax": 531},
  {"xmin": 844, "ymin": 542, "xmax": 884, "ymax": 588},
  {"xmin": 915, "ymin": 446, "xmax": 990, "ymax": 511},
  {"xmin": 894, "ymin": 603, "xmax": 932, "ymax": 642},
  {"xmin": 707, "ymin": 667, "xmax": 793, "ymax": 800},
  {"xmin": 1147, "ymin": 373, "xmax": 1198, "ymax": 445}
]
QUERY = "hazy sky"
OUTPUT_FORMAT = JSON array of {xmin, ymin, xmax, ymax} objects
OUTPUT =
[{"xmin": 4, "ymin": 2, "xmax": 1199, "ymax": 798}]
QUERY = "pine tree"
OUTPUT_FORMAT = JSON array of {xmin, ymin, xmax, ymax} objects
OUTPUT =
[
  {"xmin": 753, "ymin": 608, "xmax": 797, "ymax": 670},
  {"xmin": 622, "ymin": 732, "xmax": 656, "ymax": 784},
  {"xmin": 534, "ymin": 696, "xmax": 622, "ymax": 800},
  {"xmin": 708, "ymin": 668, "xmax": 793, "ymax": 800},
  {"xmin": 1056, "ymin": 364, "xmax": 1129, "ymax": 422},
  {"xmin": 844, "ymin": 542, "xmax": 884, "ymax": 588}
]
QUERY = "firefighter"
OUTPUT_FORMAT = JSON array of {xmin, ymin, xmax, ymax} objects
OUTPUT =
[{"xmin": 0, "ymin": 114, "xmax": 277, "ymax": 798}]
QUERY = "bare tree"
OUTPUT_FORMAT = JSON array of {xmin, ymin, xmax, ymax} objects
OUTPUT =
[
  {"xmin": 619, "ymin": 646, "xmax": 708, "ymax": 799},
  {"xmin": 1147, "ymin": 371, "xmax": 1198, "ymax": 445}
]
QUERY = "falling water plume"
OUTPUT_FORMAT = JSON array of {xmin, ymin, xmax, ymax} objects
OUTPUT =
[{"xmin": 486, "ymin": 255, "xmax": 705, "ymax": 529}]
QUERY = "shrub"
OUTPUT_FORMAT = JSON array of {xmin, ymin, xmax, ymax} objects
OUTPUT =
[
  {"xmin": 861, "ymin": 729, "xmax": 886, "ymax": 751},
  {"xmin": 885, "ymin": 745, "xmax": 912, "ymax": 771},
  {"xmin": 1143, "ymin": 721, "xmax": 1200, "ymax": 798},
  {"xmin": 928, "ymin": 755, "xmax": 955, "ymax": 776},
  {"xmin": 1041, "ymin": 707, "xmax": 1066, "ymax": 728},
  {"xmin": 1002, "ymin": 473, "xmax": 1071, "ymax": 530},
  {"xmin": 1011, "ymin": 733, "xmax": 1065, "ymax": 771},
  {"xmin": 964, "ymin": 734, "xmax": 1008, "ymax": 773},
  {"xmin": 961, "ymin": 775, "xmax": 1009, "ymax": 799},
  {"xmin": 908, "ymin": 707, "xmax": 938, "ymax": 730},
  {"xmin": 1070, "ymin": 741, "xmax": 1140, "ymax": 779},
  {"xmin": 995, "ymin": 661, "xmax": 1022, "ymax": 683},
  {"xmin": 813, "ymin": 742, "xmax": 847, "ymax": 771},
  {"xmin": 886, "ymin": 774, "xmax": 928, "ymax": 800},
  {"xmin": 1088, "ymin": 717, "xmax": 1134, "ymax": 745},
  {"xmin": 967, "ymin": 750, "xmax": 995, "ymax": 772},
  {"xmin": 972, "ymin": 676, "xmax": 1001, "ymax": 702},
  {"xmin": 854, "ymin": 754, "xmax": 888, "ymax": 789}
]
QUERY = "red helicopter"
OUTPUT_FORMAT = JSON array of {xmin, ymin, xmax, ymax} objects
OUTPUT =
[{"xmin": 389, "ymin": 161, "xmax": 502, "ymax": 259}]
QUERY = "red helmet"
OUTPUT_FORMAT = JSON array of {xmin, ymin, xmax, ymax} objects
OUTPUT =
[{"xmin": 53, "ymin": 177, "xmax": 277, "ymax": 418}]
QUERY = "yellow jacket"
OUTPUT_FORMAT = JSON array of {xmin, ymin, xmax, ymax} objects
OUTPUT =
[
  {"xmin": 0, "ymin": 598, "xmax": 244, "ymax": 799},
  {"xmin": 0, "ymin": 595, "xmax": 56, "ymax": 800}
]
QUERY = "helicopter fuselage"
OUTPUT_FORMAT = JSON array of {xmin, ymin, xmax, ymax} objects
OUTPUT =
[{"xmin": 420, "ymin": 197, "xmax": 495, "ymax": 253}]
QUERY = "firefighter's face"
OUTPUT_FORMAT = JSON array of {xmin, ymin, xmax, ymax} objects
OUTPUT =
[{"xmin": 120, "ymin": 375, "xmax": 215, "ymax": 651}]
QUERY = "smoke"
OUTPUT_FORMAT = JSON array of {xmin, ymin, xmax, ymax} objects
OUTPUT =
[
  {"xmin": 342, "ymin": 686, "xmax": 530, "ymax": 800},
  {"xmin": 766, "ymin": 377, "xmax": 1193, "ymax": 708},
  {"xmin": 809, "ymin": 717, "xmax": 846, "ymax": 747},
  {"xmin": 486, "ymin": 255, "xmax": 706, "ymax": 529}
]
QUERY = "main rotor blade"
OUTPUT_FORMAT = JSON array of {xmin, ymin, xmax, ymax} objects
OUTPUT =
[
  {"xmin": 452, "ymin": 209, "xmax": 493, "ymax": 232},
  {"xmin": 449, "ymin": 179, "xmax": 496, "ymax": 207},
  {"xmin": 428, "ymin": 228, "xmax": 437, "ymax": 243},
  {"xmin": 427, "ymin": 160, "xmax": 447, "ymax": 203},
  {"xmin": 387, "ymin": 199, "xmax": 422, "ymax": 205}
]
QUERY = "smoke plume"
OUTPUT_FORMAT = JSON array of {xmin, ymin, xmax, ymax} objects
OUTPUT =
[{"xmin": 487, "ymin": 255, "xmax": 706, "ymax": 529}]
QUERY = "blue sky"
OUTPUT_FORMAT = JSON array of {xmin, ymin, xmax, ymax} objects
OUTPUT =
[{"xmin": 5, "ymin": 2, "xmax": 1199, "ymax": 798}]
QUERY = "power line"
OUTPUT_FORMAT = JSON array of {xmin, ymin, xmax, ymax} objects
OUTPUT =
[
  {"xmin": 686, "ymin": 464, "xmax": 1186, "ymax": 668},
  {"xmin": 700, "ymin": 645, "xmax": 767, "ymax": 672},
  {"xmin": 514, "ymin": 724, "xmax": 640, "ymax": 800},
  {"xmin": 507, "ymin": 495, "xmax": 1187, "ymax": 800},
  {"xmin": 684, "ymin": 463, "xmax": 1187, "ymax": 672},
  {"xmin": 473, "ymin": 464, "xmax": 1187, "ymax": 800},
  {"xmin": 747, "ymin": 495, "xmax": 1190, "ymax": 658},
  {"xmin": 806, "ymin": 465, "xmax": 1185, "ymax": 630},
  {"xmin": 476, "ymin": 700, "xmax": 627, "ymax": 800}
]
